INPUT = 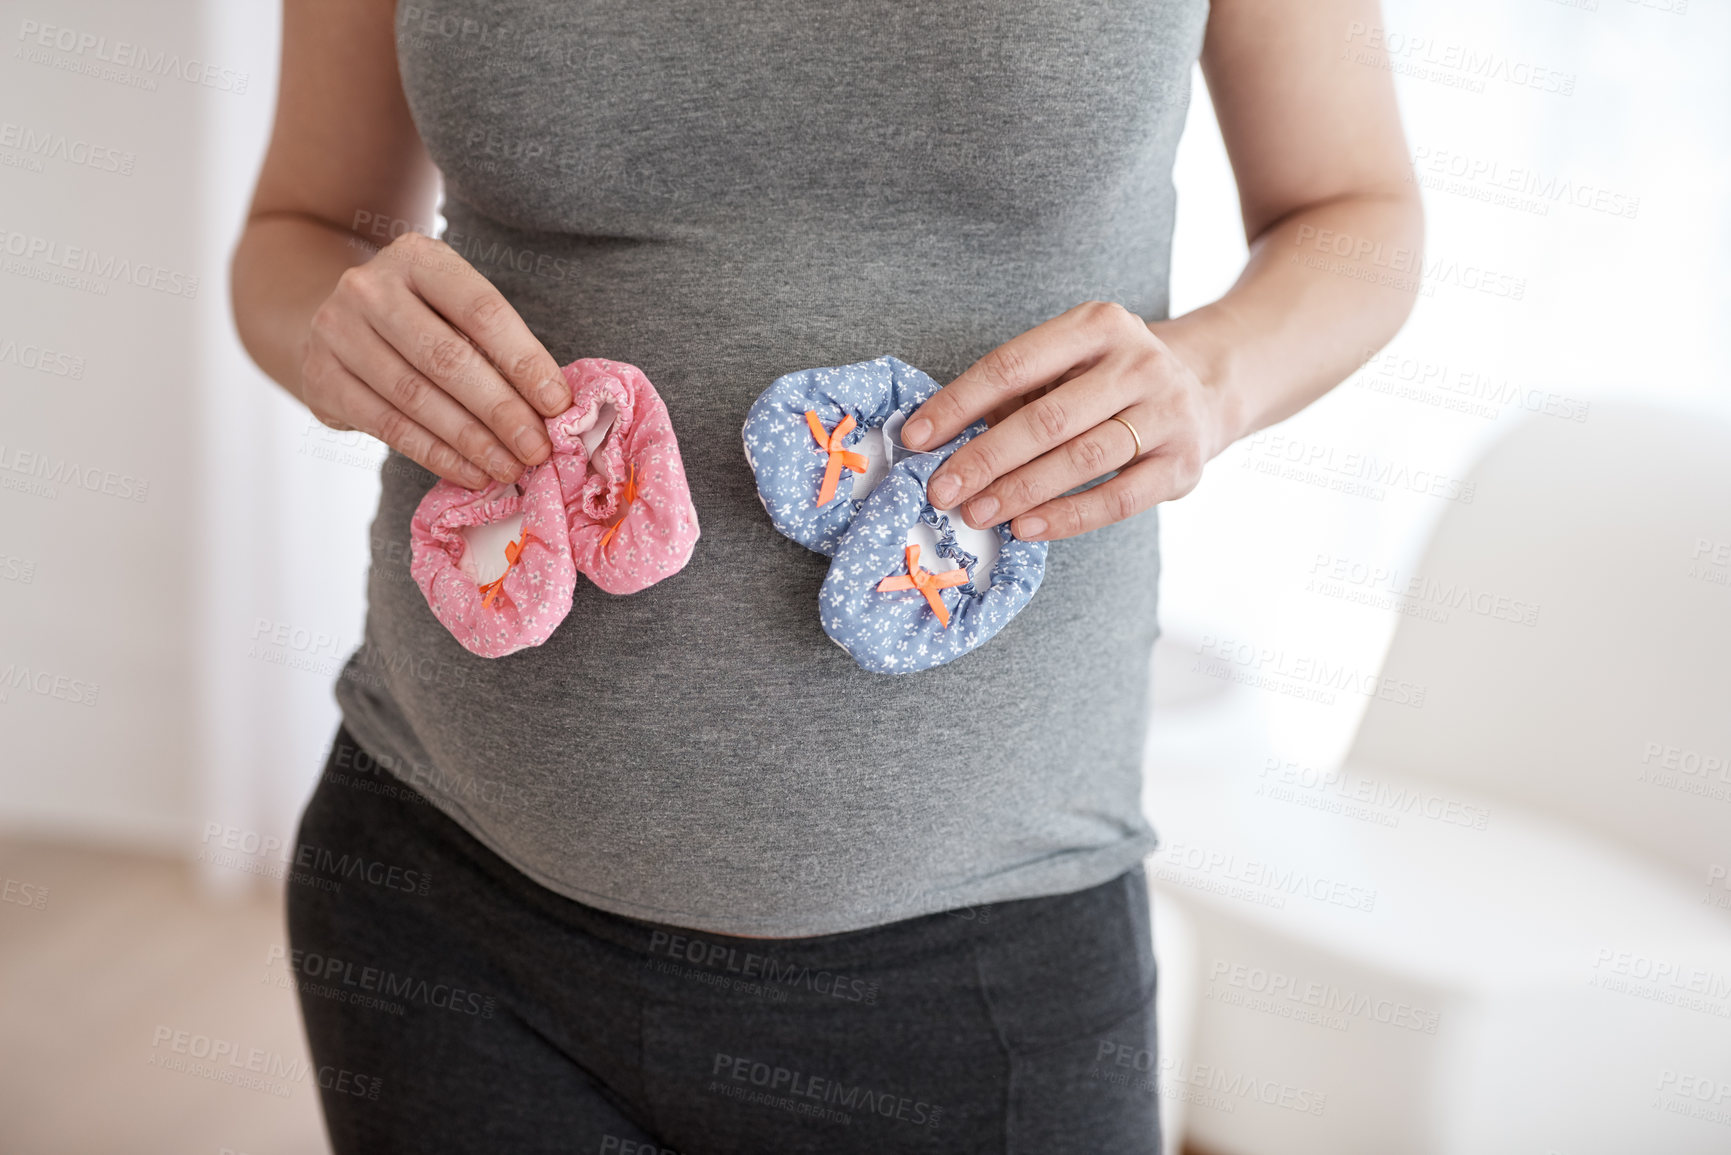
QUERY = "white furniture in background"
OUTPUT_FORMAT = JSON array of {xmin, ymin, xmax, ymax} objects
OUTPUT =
[
  {"xmin": 1145, "ymin": 404, "xmax": 1731, "ymax": 1155},
  {"xmin": 1152, "ymin": 887, "xmax": 1200, "ymax": 1155}
]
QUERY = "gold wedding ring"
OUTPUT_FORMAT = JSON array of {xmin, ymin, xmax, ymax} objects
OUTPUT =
[{"xmin": 1109, "ymin": 414, "xmax": 1144, "ymax": 460}]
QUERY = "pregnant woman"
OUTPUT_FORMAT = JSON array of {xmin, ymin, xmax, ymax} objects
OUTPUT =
[{"xmin": 231, "ymin": 0, "xmax": 1420, "ymax": 1150}]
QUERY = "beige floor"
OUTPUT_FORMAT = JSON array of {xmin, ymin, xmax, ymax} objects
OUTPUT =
[{"xmin": 0, "ymin": 838, "xmax": 328, "ymax": 1155}]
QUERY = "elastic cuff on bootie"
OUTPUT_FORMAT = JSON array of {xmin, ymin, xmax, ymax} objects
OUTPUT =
[
  {"xmin": 409, "ymin": 463, "xmax": 578, "ymax": 659},
  {"xmin": 743, "ymin": 355, "xmax": 974, "ymax": 556},
  {"xmin": 819, "ymin": 448, "xmax": 1047, "ymax": 674},
  {"xmin": 551, "ymin": 358, "xmax": 700, "ymax": 596}
]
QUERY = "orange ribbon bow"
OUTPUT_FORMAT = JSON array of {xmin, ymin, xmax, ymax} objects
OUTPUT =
[
  {"xmin": 875, "ymin": 544, "xmax": 971, "ymax": 628},
  {"xmin": 805, "ymin": 410, "xmax": 869, "ymax": 506},
  {"xmin": 478, "ymin": 529, "xmax": 539, "ymax": 610},
  {"xmin": 597, "ymin": 462, "xmax": 639, "ymax": 556}
]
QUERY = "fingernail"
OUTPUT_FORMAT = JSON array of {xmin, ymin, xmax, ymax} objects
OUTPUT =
[
  {"xmin": 513, "ymin": 427, "xmax": 546, "ymax": 461},
  {"xmin": 929, "ymin": 474, "xmax": 958, "ymax": 506},
  {"xmin": 1017, "ymin": 516, "xmax": 1046, "ymax": 538},
  {"xmin": 903, "ymin": 417, "xmax": 932, "ymax": 448},
  {"xmin": 488, "ymin": 450, "xmax": 520, "ymax": 482},
  {"xmin": 538, "ymin": 378, "xmax": 569, "ymax": 412},
  {"xmin": 967, "ymin": 495, "xmax": 998, "ymax": 524}
]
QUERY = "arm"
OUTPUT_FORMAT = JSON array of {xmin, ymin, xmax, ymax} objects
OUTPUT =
[
  {"xmin": 231, "ymin": 0, "xmax": 570, "ymax": 489},
  {"xmin": 901, "ymin": 0, "xmax": 1424, "ymax": 540}
]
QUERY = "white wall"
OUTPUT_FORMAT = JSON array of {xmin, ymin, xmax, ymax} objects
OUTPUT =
[
  {"xmin": 0, "ymin": 0, "xmax": 375, "ymax": 875},
  {"xmin": 2, "ymin": 0, "xmax": 211, "ymax": 848}
]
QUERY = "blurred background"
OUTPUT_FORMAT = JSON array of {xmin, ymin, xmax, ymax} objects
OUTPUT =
[{"xmin": 2, "ymin": 0, "xmax": 1727, "ymax": 1152}]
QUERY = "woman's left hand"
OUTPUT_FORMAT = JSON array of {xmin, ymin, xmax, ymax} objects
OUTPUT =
[{"xmin": 899, "ymin": 300, "xmax": 1236, "ymax": 541}]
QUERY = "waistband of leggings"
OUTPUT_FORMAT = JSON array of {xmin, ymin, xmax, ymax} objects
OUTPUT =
[{"xmin": 325, "ymin": 724, "xmax": 1144, "ymax": 970}]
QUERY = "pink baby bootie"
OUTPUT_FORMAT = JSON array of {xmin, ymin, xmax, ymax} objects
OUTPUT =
[
  {"xmin": 409, "ymin": 460, "xmax": 578, "ymax": 659},
  {"xmin": 410, "ymin": 357, "xmax": 699, "ymax": 657},
  {"xmin": 546, "ymin": 358, "xmax": 700, "ymax": 596}
]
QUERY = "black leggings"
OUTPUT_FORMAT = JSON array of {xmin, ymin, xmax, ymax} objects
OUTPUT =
[{"xmin": 287, "ymin": 727, "xmax": 1162, "ymax": 1155}]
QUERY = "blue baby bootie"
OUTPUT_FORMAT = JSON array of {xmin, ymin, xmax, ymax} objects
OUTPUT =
[
  {"xmin": 743, "ymin": 356, "xmax": 967, "ymax": 556},
  {"xmin": 820, "ymin": 450, "xmax": 1048, "ymax": 675}
]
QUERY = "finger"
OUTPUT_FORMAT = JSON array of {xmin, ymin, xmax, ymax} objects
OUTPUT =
[
  {"xmin": 983, "ymin": 379, "xmax": 1059, "ymax": 429},
  {"xmin": 395, "ymin": 235, "xmax": 571, "ymax": 417},
  {"xmin": 900, "ymin": 300, "xmax": 1135, "ymax": 451},
  {"xmin": 958, "ymin": 409, "xmax": 1142, "ymax": 529},
  {"xmin": 369, "ymin": 289, "xmax": 554, "ymax": 469},
  {"xmin": 315, "ymin": 354, "xmax": 491, "ymax": 488},
  {"xmin": 925, "ymin": 365, "xmax": 1141, "ymax": 510},
  {"xmin": 1009, "ymin": 451, "xmax": 1179, "ymax": 542},
  {"xmin": 329, "ymin": 314, "xmax": 525, "ymax": 484}
]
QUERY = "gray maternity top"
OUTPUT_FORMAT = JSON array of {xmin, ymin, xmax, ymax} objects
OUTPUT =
[{"xmin": 335, "ymin": 0, "xmax": 1208, "ymax": 936}]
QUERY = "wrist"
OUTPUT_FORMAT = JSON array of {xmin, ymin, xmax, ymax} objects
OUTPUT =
[{"xmin": 1148, "ymin": 312, "xmax": 1249, "ymax": 460}]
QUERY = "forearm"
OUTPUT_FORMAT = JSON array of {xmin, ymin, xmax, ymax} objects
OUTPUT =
[
  {"xmin": 230, "ymin": 215, "xmax": 385, "ymax": 401},
  {"xmin": 1153, "ymin": 187, "xmax": 1424, "ymax": 454},
  {"xmin": 232, "ymin": 0, "xmax": 565, "ymax": 486}
]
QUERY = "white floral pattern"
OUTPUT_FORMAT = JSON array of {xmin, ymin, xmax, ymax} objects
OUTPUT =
[
  {"xmin": 409, "ymin": 358, "xmax": 700, "ymax": 657},
  {"xmin": 742, "ymin": 356, "xmax": 1049, "ymax": 674},
  {"xmin": 818, "ymin": 449, "xmax": 1048, "ymax": 674},
  {"xmin": 741, "ymin": 355, "xmax": 945, "ymax": 556}
]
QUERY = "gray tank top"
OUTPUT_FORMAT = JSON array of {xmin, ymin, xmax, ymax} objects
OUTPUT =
[{"xmin": 336, "ymin": 0, "xmax": 1208, "ymax": 936}]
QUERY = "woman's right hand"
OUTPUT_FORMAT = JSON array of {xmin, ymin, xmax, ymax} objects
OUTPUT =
[{"xmin": 299, "ymin": 231, "xmax": 572, "ymax": 489}]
